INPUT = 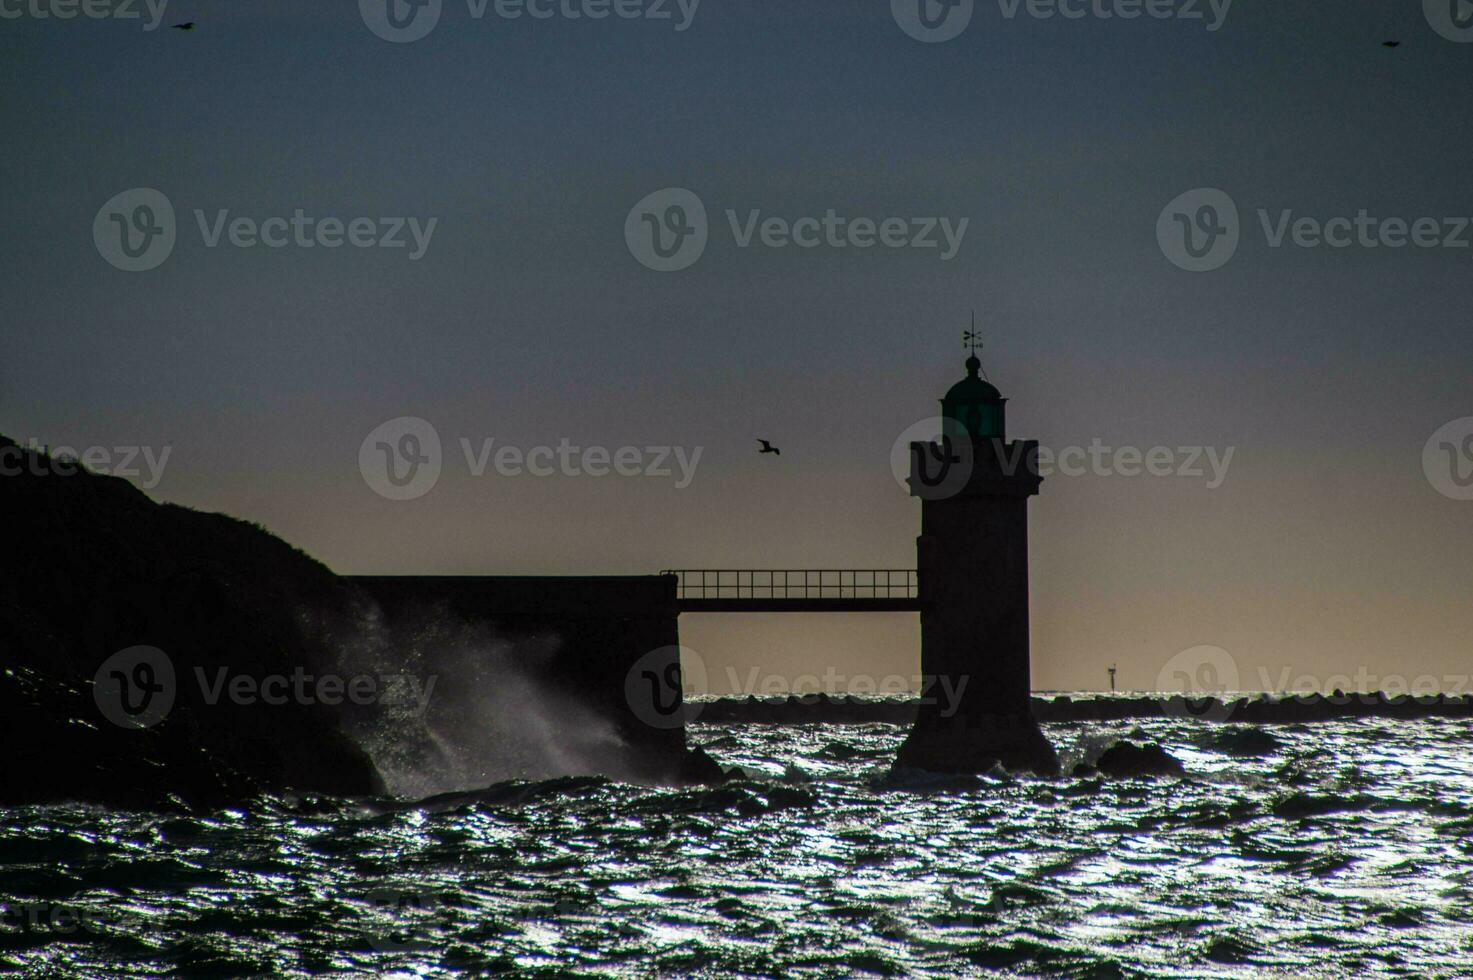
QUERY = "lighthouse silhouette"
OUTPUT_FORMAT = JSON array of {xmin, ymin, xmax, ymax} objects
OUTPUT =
[{"xmin": 895, "ymin": 340, "xmax": 1059, "ymax": 775}]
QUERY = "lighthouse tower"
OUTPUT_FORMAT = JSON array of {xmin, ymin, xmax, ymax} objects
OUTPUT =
[{"xmin": 894, "ymin": 337, "xmax": 1058, "ymax": 775}]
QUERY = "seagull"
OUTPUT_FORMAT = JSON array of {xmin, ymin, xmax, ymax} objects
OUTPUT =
[
  {"xmin": 171, "ymin": 22, "xmax": 195, "ymax": 30},
  {"xmin": 1382, "ymin": 40, "xmax": 1400, "ymax": 47},
  {"xmin": 757, "ymin": 439, "xmax": 781, "ymax": 456}
]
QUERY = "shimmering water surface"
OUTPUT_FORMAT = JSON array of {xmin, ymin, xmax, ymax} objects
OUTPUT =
[{"xmin": 4, "ymin": 714, "xmax": 1473, "ymax": 977}]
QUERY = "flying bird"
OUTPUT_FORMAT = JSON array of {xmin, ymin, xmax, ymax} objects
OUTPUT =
[
  {"xmin": 757, "ymin": 439, "xmax": 780, "ymax": 456},
  {"xmin": 171, "ymin": 22, "xmax": 195, "ymax": 30},
  {"xmin": 1382, "ymin": 40, "xmax": 1400, "ymax": 47}
]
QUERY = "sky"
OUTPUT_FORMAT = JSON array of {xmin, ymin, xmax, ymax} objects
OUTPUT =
[{"xmin": 3, "ymin": 0, "xmax": 1471, "ymax": 694}]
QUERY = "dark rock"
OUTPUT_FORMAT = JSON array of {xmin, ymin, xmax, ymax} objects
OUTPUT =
[
  {"xmin": 1093, "ymin": 740, "xmax": 1185, "ymax": 778},
  {"xmin": 1272, "ymin": 791, "xmax": 1357, "ymax": 819},
  {"xmin": 0, "ymin": 435, "xmax": 382, "ymax": 809},
  {"xmin": 678, "ymin": 747, "xmax": 730, "ymax": 784},
  {"xmin": 1208, "ymin": 726, "xmax": 1282, "ymax": 757}
]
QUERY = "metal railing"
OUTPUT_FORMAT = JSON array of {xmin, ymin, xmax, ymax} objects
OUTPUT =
[{"xmin": 662, "ymin": 569, "xmax": 918, "ymax": 601}]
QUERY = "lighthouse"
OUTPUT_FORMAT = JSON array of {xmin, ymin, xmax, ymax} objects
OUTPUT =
[{"xmin": 894, "ymin": 336, "xmax": 1059, "ymax": 775}]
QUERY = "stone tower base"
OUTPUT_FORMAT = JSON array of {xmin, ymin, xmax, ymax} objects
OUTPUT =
[{"xmin": 893, "ymin": 713, "xmax": 1059, "ymax": 776}]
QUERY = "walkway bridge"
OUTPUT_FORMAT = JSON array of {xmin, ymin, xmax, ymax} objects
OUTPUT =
[{"xmin": 664, "ymin": 569, "xmax": 924, "ymax": 613}]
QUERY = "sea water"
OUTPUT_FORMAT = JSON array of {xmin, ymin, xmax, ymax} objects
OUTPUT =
[{"xmin": 2, "ymin": 711, "xmax": 1471, "ymax": 977}]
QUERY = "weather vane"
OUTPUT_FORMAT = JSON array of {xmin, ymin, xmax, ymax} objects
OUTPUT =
[
  {"xmin": 963, "ymin": 309, "xmax": 983, "ymax": 357},
  {"xmin": 962, "ymin": 310, "xmax": 989, "ymax": 378}
]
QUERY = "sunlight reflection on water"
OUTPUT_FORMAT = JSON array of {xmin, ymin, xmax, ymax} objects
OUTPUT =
[{"xmin": 1, "ymin": 715, "xmax": 1472, "ymax": 977}]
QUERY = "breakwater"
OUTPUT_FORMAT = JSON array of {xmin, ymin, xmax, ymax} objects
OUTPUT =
[{"xmin": 688, "ymin": 691, "xmax": 1473, "ymax": 725}]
